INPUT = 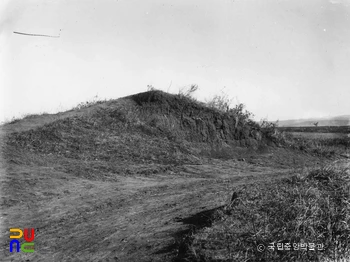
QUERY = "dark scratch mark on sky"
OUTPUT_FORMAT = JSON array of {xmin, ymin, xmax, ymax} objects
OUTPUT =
[{"xmin": 13, "ymin": 31, "xmax": 60, "ymax": 38}]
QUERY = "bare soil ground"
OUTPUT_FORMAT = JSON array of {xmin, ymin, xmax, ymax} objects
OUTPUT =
[{"xmin": 0, "ymin": 141, "xmax": 334, "ymax": 261}]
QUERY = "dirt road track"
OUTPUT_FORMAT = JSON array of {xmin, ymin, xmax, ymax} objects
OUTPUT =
[{"xmin": 1, "ymin": 151, "xmax": 347, "ymax": 261}]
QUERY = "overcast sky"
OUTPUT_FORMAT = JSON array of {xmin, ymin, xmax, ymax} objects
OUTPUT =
[{"xmin": 1, "ymin": 0, "xmax": 349, "ymax": 123}]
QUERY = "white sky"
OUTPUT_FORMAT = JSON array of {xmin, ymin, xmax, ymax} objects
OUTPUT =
[{"xmin": 1, "ymin": 0, "xmax": 350, "ymax": 123}]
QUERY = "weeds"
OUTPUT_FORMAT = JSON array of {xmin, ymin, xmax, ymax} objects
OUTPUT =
[
  {"xmin": 289, "ymin": 136, "xmax": 349, "ymax": 158},
  {"xmin": 206, "ymin": 92, "xmax": 232, "ymax": 112},
  {"xmin": 72, "ymin": 95, "xmax": 106, "ymax": 110},
  {"xmin": 206, "ymin": 91, "xmax": 257, "ymax": 131},
  {"xmin": 178, "ymin": 84, "xmax": 199, "ymax": 99},
  {"xmin": 2, "ymin": 112, "xmax": 50, "ymax": 125},
  {"xmin": 176, "ymin": 166, "xmax": 350, "ymax": 261}
]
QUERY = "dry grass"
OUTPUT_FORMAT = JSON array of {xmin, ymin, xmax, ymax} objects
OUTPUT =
[
  {"xmin": 284, "ymin": 134, "xmax": 350, "ymax": 159},
  {"xmin": 289, "ymin": 132, "xmax": 348, "ymax": 140},
  {"xmin": 278, "ymin": 126, "xmax": 350, "ymax": 134},
  {"xmin": 175, "ymin": 164, "xmax": 350, "ymax": 262}
]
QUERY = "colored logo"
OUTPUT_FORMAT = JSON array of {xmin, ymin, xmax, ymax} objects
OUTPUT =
[{"xmin": 9, "ymin": 228, "xmax": 35, "ymax": 253}]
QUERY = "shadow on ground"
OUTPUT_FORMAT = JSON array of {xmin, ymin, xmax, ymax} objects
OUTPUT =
[{"xmin": 154, "ymin": 206, "xmax": 225, "ymax": 261}]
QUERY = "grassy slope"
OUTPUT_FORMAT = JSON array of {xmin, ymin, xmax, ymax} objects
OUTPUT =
[{"xmin": 176, "ymin": 162, "xmax": 350, "ymax": 262}]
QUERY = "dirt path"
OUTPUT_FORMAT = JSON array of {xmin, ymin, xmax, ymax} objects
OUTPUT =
[{"xmin": 1, "ymin": 149, "xmax": 347, "ymax": 261}]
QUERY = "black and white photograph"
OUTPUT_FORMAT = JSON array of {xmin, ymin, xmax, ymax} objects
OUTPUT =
[{"xmin": 1, "ymin": 0, "xmax": 350, "ymax": 261}]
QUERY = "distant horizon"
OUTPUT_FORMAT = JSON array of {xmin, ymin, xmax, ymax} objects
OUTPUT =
[{"xmin": 276, "ymin": 114, "xmax": 350, "ymax": 122}]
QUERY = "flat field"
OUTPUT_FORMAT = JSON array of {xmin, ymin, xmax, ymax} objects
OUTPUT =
[
  {"xmin": 287, "ymin": 132, "xmax": 348, "ymax": 140},
  {"xmin": 278, "ymin": 125, "xmax": 350, "ymax": 134}
]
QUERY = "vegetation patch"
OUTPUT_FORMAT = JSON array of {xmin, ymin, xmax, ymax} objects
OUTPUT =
[
  {"xmin": 278, "ymin": 126, "xmax": 350, "ymax": 134},
  {"xmin": 285, "ymin": 134, "xmax": 350, "ymax": 159},
  {"xmin": 175, "ymin": 166, "xmax": 350, "ymax": 261}
]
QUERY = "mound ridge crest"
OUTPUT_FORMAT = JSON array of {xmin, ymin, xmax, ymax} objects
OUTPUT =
[{"xmin": 3, "ymin": 91, "xmax": 267, "ymax": 166}]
